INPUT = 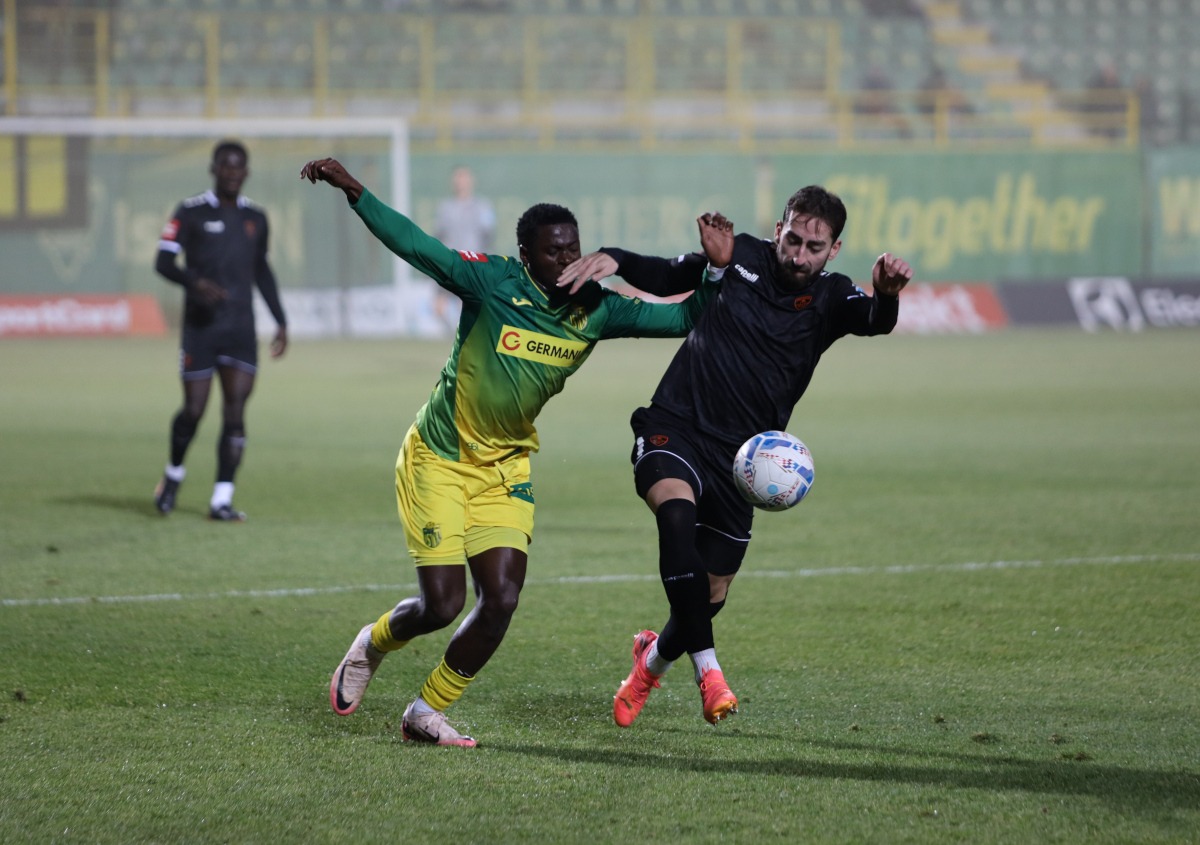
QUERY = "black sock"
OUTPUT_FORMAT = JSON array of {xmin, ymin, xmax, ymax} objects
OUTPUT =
[
  {"xmin": 217, "ymin": 422, "xmax": 246, "ymax": 483},
  {"xmin": 170, "ymin": 411, "xmax": 200, "ymax": 467},
  {"xmin": 658, "ymin": 597, "xmax": 727, "ymax": 659},
  {"xmin": 653, "ymin": 500, "xmax": 713, "ymax": 661}
]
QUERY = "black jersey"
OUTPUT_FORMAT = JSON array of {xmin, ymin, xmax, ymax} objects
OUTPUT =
[
  {"xmin": 601, "ymin": 234, "xmax": 898, "ymax": 450},
  {"xmin": 155, "ymin": 189, "xmax": 286, "ymax": 330}
]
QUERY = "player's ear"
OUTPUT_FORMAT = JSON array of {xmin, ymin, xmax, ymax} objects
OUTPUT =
[
  {"xmin": 773, "ymin": 220, "xmax": 783, "ymax": 243},
  {"xmin": 518, "ymin": 243, "xmax": 527, "ymax": 266},
  {"xmin": 828, "ymin": 239, "xmax": 842, "ymax": 261}
]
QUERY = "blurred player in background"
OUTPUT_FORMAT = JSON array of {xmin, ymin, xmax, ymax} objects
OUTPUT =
[
  {"xmin": 432, "ymin": 166, "xmax": 496, "ymax": 332},
  {"xmin": 153, "ymin": 141, "xmax": 288, "ymax": 522},
  {"xmin": 302, "ymin": 156, "xmax": 717, "ymax": 747},
  {"xmin": 559, "ymin": 187, "xmax": 913, "ymax": 727}
]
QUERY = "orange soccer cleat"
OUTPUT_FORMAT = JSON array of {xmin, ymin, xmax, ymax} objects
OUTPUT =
[
  {"xmin": 612, "ymin": 630, "xmax": 662, "ymax": 727},
  {"xmin": 699, "ymin": 668, "xmax": 738, "ymax": 724}
]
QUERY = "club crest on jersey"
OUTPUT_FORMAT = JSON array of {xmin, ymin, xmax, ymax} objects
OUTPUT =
[
  {"xmin": 244, "ymin": 220, "xmax": 256, "ymax": 238},
  {"xmin": 794, "ymin": 295, "xmax": 812, "ymax": 310},
  {"xmin": 458, "ymin": 250, "xmax": 488, "ymax": 262},
  {"xmin": 507, "ymin": 482, "xmax": 535, "ymax": 504},
  {"xmin": 567, "ymin": 304, "xmax": 589, "ymax": 330},
  {"xmin": 649, "ymin": 435, "xmax": 669, "ymax": 447},
  {"xmin": 422, "ymin": 522, "xmax": 442, "ymax": 548}
]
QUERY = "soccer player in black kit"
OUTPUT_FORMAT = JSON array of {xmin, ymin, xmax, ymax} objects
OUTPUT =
[
  {"xmin": 557, "ymin": 186, "xmax": 913, "ymax": 725},
  {"xmin": 152, "ymin": 141, "xmax": 288, "ymax": 521}
]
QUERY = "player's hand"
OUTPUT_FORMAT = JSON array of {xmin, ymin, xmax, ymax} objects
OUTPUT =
[
  {"xmin": 270, "ymin": 325, "xmax": 288, "ymax": 359},
  {"xmin": 556, "ymin": 251, "xmax": 619, "ymax": 294},
  {"xmin": 872, "ymin": 253, "xmax": 913, "ymax": 296},
  {"xmin": 192, "ymin": 277, "xmax": 226, "ymax": 306},
  {"xmin": 300, "ymin": 158, "xmax": 364, "ymax": 204},
  {"xmin": 697, "ymin": 212, "xmax": 734, "ymax": 269}
]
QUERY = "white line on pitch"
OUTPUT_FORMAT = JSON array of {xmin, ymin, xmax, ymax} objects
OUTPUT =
[{"xmin": 2, "ymin": 552, "xmax": 1198, "ymax": 609}]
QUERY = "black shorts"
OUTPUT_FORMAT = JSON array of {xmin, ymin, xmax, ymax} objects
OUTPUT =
[
  {"xmin": 630, "ymin": 405, "xmax": 753, "ymax": 572},
  {"xmin": 180, "ymin": 321, "xmax": 258, "ymax": 381}
]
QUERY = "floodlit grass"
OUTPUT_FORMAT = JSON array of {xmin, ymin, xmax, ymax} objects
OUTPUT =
[{"xmin": 1, "ymin": 331, "xmax": 1198, "ymax": 843}]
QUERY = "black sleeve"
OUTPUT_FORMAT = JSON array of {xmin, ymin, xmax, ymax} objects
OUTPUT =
[
  {"xmin": 597, "ymin": 247, "xmax": 708, "ymax": 297},
  {"xmin": 155, "ymin": 204, "xmax": 198, "ymax": 289},
  {"xmin": 254, "ymin": 216, "xmax": 286, "ymax": 327},
  {"xmin": 155, "ymin": 249, "xmax": 196, "ymax": 288},
  {"xmin": 829, "ymin": 281, "xmax": 899, "ymax": 339}
]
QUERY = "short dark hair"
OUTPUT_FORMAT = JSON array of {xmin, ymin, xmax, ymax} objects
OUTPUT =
[
  {"xmin": 212, "ymin": 139, "xmax": 248, "ymax": 164},
  {"xmin": 516, "ymin": 203, "xmax": 577, "ymax": 248},
  {"xmin": 782, "ymin": 185, "xmax": 847, "ymax": 242}
]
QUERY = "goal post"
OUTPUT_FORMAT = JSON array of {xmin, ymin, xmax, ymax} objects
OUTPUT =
[{"xmin": 0, "ymin": 116, "xmax": 438, "ymax": 338}]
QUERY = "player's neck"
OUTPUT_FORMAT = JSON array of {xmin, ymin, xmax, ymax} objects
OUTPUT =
[{"xmin": 214, "ymin": 188, "xmax": 240, "ymax": 207}]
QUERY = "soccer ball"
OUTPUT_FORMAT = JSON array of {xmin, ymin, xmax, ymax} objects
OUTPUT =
[{"xmin": 731, "ymin": 431, "xmax": 815, "ymax": 511}]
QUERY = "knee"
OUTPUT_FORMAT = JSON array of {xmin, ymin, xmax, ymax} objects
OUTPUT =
[
  {"xmin": 179, "ymin": 403, "xmax": 205, "ymax": 423},
  {"xmin": 222, "ymin": 403, "xmax": 246, "ymax": 426},
  {"xmin": 479, "ymin": 584, "xmax": 520, "ymax": 626},
  {"xmin": 422, "ymin": 592, "xmax": 464, "ymax": 629}
]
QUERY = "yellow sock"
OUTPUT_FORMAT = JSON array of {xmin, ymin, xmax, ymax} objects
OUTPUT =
[
  {"xmin": 370, "ymin": 610, "xmax": 411, "ymax": 653},
  {"xmin": 419, "ymin": 658, "xmax": 474, "ymax": 711}
]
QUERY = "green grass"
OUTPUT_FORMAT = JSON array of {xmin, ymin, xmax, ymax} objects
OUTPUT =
[{"xmin": 1, "ymin": 331, "xmax": 1198, "ymax": 843}]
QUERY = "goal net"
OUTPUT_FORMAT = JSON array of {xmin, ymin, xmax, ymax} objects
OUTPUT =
[{"xmin": 0, "ymin": 116, "xmax": 439, "ymax": 338}]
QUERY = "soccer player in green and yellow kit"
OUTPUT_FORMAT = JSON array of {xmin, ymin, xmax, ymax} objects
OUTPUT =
[{"xmin": 301, "ymin": 157, "xmax": 718, "ymax": 746}]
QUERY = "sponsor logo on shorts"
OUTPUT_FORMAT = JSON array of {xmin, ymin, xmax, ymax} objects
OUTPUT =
[
  {"xmin": 496, "ymin": 324, "xmax": 589, "ymax": 368},
  {"xmin": 507, "ymin": 482, "xmax": 535, "ymax": 504},
  {"xmin": 794, "ymin": 295, "xmax": 812, "ymax": 310},
  {"xmin": 422, "ymin": 522, "xmax": 442, "ymax": 548},
  {"xmin": 458, "ymin": 250, "xmax": 488, "ymax": 262},
  {"xmin": 649, "ymin": 435, "xmax": 669, "ymax": 447}
]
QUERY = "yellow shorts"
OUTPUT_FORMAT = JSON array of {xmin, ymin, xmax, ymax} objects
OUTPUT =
[{"xmin": 395, "ymin": 423, "xmax": 534, "ymax": 566}]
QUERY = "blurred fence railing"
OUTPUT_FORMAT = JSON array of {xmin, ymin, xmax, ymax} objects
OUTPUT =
[{"xmin": 0, "ymin": 3, "xmax": 1138, "ymax": 149}]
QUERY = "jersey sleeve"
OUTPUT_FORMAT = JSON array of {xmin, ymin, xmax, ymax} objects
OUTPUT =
[
  {"xmin": 595, "ymin": 274, "xmax": 720, "ymax": 339},
  {"xmin": 350, "ymin": 188, "xmax": 502, "ymax": 300},
  {"xmin": 154, "ymin": 204, "xmax": 197, "ymax": 288},
  {"xmin": 599, "ymin": 247, "xmax": 707, "ymax": 297},
  {"xmin": 254, "ymin": 214, "xmax": 286, "ymax": 327},
  {"xmin": 828, "ymin": 276, "xmax": 899, "ymax": 339}
]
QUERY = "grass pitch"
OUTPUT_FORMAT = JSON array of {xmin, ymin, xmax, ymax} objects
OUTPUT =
[{"xmin": 1, "ymin": 330, "xmax": 1198, "ymax": 843}]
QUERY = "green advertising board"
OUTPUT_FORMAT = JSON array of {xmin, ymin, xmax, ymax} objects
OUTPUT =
[
  {"xmin": 1147, "ymin": 147, "xmax": 1200, "ymax": 277},
  {"xmin": 410, "ymin": 153, "xmax": 757, "ymax": 261},
  {"xmin": 0, "ymin": 138, "xmax": 394, "ymax": 298},
  {"xmin": 766, "ymin": 150, "xmax": 1142, "ymax": 281},
  {"xmin": 413, "ymin": 150, "xmax": 1142, "ymax": 283}
]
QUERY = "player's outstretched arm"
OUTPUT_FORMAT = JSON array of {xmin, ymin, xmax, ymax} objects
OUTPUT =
[{"xmin": 301, "ymin": 158, "xmax": 484, "ymax": 296}]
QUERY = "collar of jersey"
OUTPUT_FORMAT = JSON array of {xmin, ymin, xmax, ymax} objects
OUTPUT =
[
  {"xmin": 203, "ymin": 189, "xmax": 251, "ymax": 210},
  {"xmin": 519, "ymin": 264, "xmax": 552, "ymax": 305}
]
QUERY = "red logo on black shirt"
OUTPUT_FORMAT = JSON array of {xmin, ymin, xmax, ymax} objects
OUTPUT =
[
  {"xmin": 244, "ymin": 220, "xmax": 256, "ymax": 238},
  {"xmin": 458, "ymin": 250, "xmax": 488, "ymax": 262},
  {"xmin": 794, "ymin": 296, "xmax": 812, "ymax": 310},
  {"xmin": 161, "ymin": 219, "xmax": 180, "ymax": 241},
  {"xmin": 649, "ymin": 435, "xmax": 669, "ymax": 447}
]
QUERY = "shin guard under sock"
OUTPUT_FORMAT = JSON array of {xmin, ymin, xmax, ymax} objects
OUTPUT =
[
  {"xmin": 419, "ymin": 658, "xmax": 474, "ymax": 711},
  {"xmin": 217, "ymin": 422, "xmax": 246, "ymax": 483},
  {"xmin": 653, "ymin": 499, "xmax": 713, "ymax": 661},
  {"xmin": 170, "ymin": 411, "xmax": 200, "ymax": 467}
]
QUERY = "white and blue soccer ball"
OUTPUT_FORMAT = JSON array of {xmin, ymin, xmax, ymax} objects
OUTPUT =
[{"xmin": 732, "ymin": 431, "xmax": 815, "ymax": 511}]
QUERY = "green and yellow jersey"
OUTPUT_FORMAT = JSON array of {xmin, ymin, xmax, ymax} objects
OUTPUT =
[{"xmin": 352, "ymin": 189, "xmax": 716, "ymax": 465}]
